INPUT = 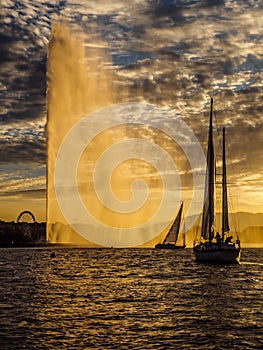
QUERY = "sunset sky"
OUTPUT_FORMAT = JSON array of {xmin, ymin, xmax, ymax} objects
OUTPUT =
[{"xmin": 0, "ymin": 0, "xmax": 262, "ymax": 224}]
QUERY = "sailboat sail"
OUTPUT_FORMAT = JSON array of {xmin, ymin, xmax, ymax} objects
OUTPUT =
[
  {"xmin": 222, "ymin": 127, "xmax": 230, "ymax": 233},
  {"xmin": 163, "ymin": 202, "xmax": 183, "ymax": 244},
  {"xmin": 201, "ymin": 98, "xmax": 215, "ymax": 240}
]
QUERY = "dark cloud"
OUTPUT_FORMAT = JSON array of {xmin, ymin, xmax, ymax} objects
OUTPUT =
[
  {"xmin": 144, "ymin": 0, "xmax": 191, "ymax": 28},
  {"xmin": 238, "ymin": 54, "xmax": 263, "ymax": 73},
  {"xmin": 0, "ymin": 29, "xmax": 17, "ymax": 64},
  {"xmin": 157, "ymin": 42, "xmax": 192, "ymax": 58},
  {"xmin": 221, "ymin": 59, "xmax": 235, "ymax": 75},
  {"xmin": 0, "ymin": 24, "xmax": 47, "ymax": 124},
  {"xmin": 0, "ymin": 138, "xmax": 46, "ymax": 164},
  {"xmin": 199, "ymin": 0, "xmax": 225, "ymax": 8}
]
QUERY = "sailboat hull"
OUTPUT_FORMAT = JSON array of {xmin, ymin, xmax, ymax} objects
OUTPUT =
[{"xmin": 193, "ymin": 243, "xmax": 240, "ymax": 263}]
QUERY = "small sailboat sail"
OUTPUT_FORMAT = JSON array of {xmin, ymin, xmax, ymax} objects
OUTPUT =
[
  {"xmin": 193, "ymin": 98, "xmax": 241, "ymax": 263},
  {"xmin": 155, "ymin": 202, "xmax": 185, "ymax": 249}
]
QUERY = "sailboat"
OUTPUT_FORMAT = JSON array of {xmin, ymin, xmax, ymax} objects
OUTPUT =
[
  {"xmin": 155, "ymin": 202, "xmax": 186, "ymax": 249},
  {"xmin": 193, "ymin": 98, "xmax": 241, "ymax": 263}
]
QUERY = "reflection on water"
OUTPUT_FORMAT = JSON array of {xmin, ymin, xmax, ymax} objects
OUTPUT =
[{"xmin": 0, "ymin": 248, "xmax": 262, "ymax": 349}]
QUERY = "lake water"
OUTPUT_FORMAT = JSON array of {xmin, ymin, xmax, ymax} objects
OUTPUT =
[{"xmin": 0, "ymin": 248, "xmax": 262, "ymax": 349}]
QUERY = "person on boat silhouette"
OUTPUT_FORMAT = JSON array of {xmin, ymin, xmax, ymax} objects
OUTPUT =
[
  {"xmin": 225, "ymin": 236, "xmax": 233, "ymax": 244},
  {"xmin": 215, "ymin": 232, "xmax": 222, "ymax": 244}
]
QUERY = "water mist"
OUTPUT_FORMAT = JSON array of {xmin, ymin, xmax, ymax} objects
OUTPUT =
[
  {"xmin": 46, "ymin": 22, "xmax": 205, "ymax": 247},
  {"xmin": 47, "ymin": 22, "xmax": 116, "ymax": 245}
]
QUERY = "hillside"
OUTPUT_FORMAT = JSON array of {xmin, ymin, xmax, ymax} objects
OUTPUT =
[{"xmin": 184, "ymin": 212, "xmax": 263, "ymax": 247}]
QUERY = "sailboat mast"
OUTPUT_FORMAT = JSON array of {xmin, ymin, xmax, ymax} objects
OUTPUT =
[
  {"xmin": 222, "ymin": 127, "xmax": 230, "ymax": 237},
  {"xmin": 208, "ymin": 98, "xmax": 215, "ymax": 242}
]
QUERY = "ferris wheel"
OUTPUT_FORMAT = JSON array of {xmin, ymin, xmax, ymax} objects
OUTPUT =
[{"xmin": 17, "ymin": 210, "xmax": 36, "ymax": 223}]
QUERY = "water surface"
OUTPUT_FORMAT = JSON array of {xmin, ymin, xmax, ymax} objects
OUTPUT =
[{"xmin": 0, "ymin": 248, "xmax": 262, "ymax": 349}]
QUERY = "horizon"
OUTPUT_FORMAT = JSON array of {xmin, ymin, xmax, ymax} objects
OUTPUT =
[{"xmin": 2, "ymin": 209, "xmax": 263, "ymax": 223}]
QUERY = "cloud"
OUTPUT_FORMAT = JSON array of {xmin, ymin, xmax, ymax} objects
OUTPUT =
[
  {"xmin": 0, "ymin": 0, "xmax": 262, "ymax": 214},
  {"xmin": 0, "ymin": 188, "xmax": 46, "ymax": 200},
  {"xmin": 0, "ymin": 170, "xmax": 46, "ymax": 201}
]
